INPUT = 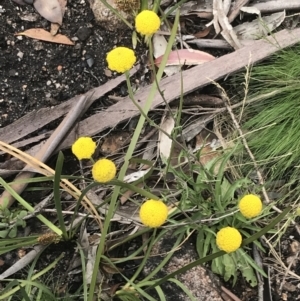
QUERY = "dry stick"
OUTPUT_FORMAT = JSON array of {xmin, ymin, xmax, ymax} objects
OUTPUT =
[
  {"xmin": 215, "ymin": 0, "xmax": 242, "ymax": 49},
  {"xmin": 0, "ymin": 95, "xmax": 88, "ymax": 208},
  {"xmin": 278, "ymin": 250, "xmax": 300, "ymax": 293},
  {"xmin": 250, "ymin": 0, "xmax": 300, "ymax": 13},
  {"xmin": 253, "ymin": 245, "xmax": 264, "ymax": 301},
  {"xmin": 220, "ymin": 286, "xmax": 242, "ymax": 301},
  {"xmin": 228, "ymin": 0, "xmax": 250, "ymax": 23},
  {"xmin": 0, "ymin": 245, "xmax": 46, "ymax": 280}
]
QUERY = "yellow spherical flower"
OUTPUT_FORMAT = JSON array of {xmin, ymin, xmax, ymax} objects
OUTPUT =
[
  {"xmin": 216, "ymin": 227, "xmax": 242, "ymax": 253},
  {"xmin": 139, "ymin": 199, "xmax": 168, "ymax": 228},
  {"xmin": 239, "ymin": 194, "xmax": 263, "ymax": 219},
  {"xmin": 106, "ymin": 47, "xmax": 136, "ymax": 73},
  {"xmin": 92, "ymin": 159, "xmax": 116, "ymax": 183},
  {"xmin": 135, "ymin": 10, "xmax": 160, "ymax": 36},
  {"xmin": 71, "ymin": 137, "xmax": 96, "ymax": 160}
]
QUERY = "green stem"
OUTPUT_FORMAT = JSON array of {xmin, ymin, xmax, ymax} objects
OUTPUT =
[{"xmin": 87, "ymin": 10, "xmax": 180, "ymax": 300}]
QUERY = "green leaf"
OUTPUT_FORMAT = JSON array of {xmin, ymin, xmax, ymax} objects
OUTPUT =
[
  {"xmin": 196, "ymin": 230, "xmax": 205, "ymax": 258},
  {"xmin": 0, "ymin": 229, "xmax": 9, "ymax": 238},
  {"xmin": 222, "ymin": 254, "xmax": 236, "ymax": 282},
  {"xmin": 8, "ymin": 226, "xmax": 17, "ymax": 238}
]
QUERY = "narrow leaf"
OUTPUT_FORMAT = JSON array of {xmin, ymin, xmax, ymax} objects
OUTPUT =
[
  {"xmin": 15, "ymin": 28, "xmax": 74, "ymax": 45},
  {"xmin": 155, "ymin": 49, "xmax": 215, "ymax": 66}
]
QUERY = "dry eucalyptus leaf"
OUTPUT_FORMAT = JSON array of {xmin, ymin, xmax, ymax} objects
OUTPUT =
[
  {"xmin": 155, "ymin": 49, "xmax": 215, "ymax": 66},
  {"xmin": 33, "ymin": 0, "xmax": 63, "ymax": 24},
  {"xmin": 15, "ymin": 28, "xmax": 74, "ymax": 45},
  {"xmin": 158, "ymin": 115, "xmax": 175, "ymax": 161},
  {"xmin": 153, "ymin": 34, "xmax": 180, "ymax": 76}
]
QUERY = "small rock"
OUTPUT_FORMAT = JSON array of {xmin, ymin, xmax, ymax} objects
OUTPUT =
[
  {"xmin": 8, "ymin": 69, "xmax": 18, "ymax": 77},
  {"xmin": 76, "ymin": 27, "xmax": 92, "ymax": 41},
  {"xmin": 46, "ymin": 80, "xmax": 51, "ymax": 86},
  {"xmin": 86, "ymin": 56, "xmax": 94, "ymax": 68},
  {"xmin": 17, "ymin": 51, "xmax": 24, "ymax": 59}
]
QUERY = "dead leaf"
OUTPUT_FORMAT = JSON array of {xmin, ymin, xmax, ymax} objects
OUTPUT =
[
  {"xmin": 15, "ymin": 28, "xmax": 74, "ymax": 45},
  {"xmin": 155, "ymin": 49, "xmax": 215, "ymax": 67},
  {"xmin": 195, "ymin": 129, "xmax": 221, "ymax": 172},
  {"xmin": 33, "ymin": 0, "xmax": 63, "ymax": 25},
  {"xmin": 233, "ymin": 11, "xmax": 286, "ymax": 40},
  {"xmin": 153, "ymin": 34, "xmax": 180, "ymax": 76},
  {"xmin": 193, "ymin": 26, "xmax": 211, "ymax": 38},
  {"xmin": 101, "ymin": 132, "xmax": 131, "ymax": 155},
  {"xmin": 158, "ymin": 114, "xmax": 175, "ymax": 161}
]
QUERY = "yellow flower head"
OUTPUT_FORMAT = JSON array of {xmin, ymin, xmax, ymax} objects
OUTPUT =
[
  {"xmin": 239, "ymin": 194, "xmax": 262, "ymax": 219},
  {"xmin": 139, "ymin": 199, "xmax": 168, "ymax": 228},
  {"xmin": 106, "ymin": 47, "xmax": 136, "ymax": 73},
  {"xmin": 71, "ymin": 137, "xmax": 96, "ymax": 160},
  {"xmin": 92, "ymin": 159, "xmax": 116, "ymax": 183},
  {"xmin": 216, "ymin": 227, "xmax": 242, "ymax": 253},
  {"xmin": 135, "ymin": 10, "xmax": 160, "ymax": 36}
]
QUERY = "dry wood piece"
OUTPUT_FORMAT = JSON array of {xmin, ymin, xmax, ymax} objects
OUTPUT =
[{"xmin": 249, "ymin": 0, "xmax": 300, "ymax": 13}]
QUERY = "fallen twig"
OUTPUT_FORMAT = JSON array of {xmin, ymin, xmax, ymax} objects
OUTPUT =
[
  {"xmin": 249, "ymin": 0, "xmax": 300, "ymax": 13},
  {"xmin": 228, "ymin": 0, "xmax": 250, "ymax": 23},
  {"xmin": 0, "ymin": 245, "xmax": 46, "ymax": 280}
]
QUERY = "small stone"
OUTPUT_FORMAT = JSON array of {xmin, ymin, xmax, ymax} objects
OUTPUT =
[
  {"xmin": 76, "ymin": 27, "xmax": 92, "ymax": 41},
  {"xmin": 8, "ymin": 69, "xmax": 18, "ymax": 77},
  {"xmin": 86, "ymin": 57, "xmax": 94, "ymax": 67},
  {"xmin": 17, "ymin": 51, "xmax": 24, "ymax": 59},
  {"xmin": 55, "ymin": 83, "xmax": 60, "ymax": 89},
  {"xmin": 46, "ymin": 80, "xmax": 51, "ymax": 86}
]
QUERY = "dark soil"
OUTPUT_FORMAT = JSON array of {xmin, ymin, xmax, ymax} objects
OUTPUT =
[{"xmin": 0, "ymin": 0, "xmax": 133, "ymax": 128}]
